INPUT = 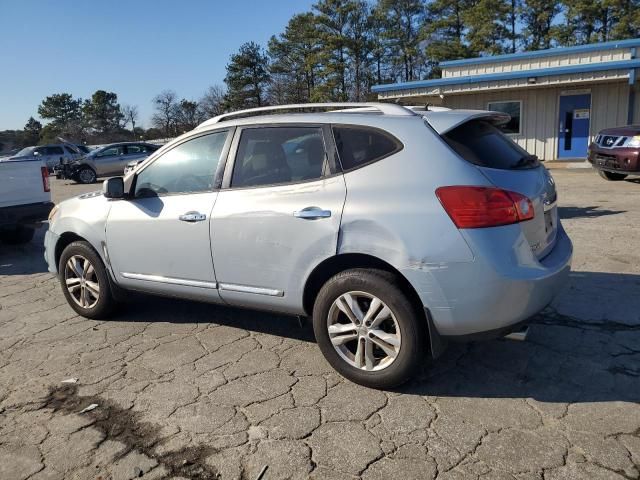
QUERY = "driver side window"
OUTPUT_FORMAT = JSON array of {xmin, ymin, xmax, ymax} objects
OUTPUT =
[{"xmin": 135, "ymin": 131, "xmax": 228, "ymax": 197}]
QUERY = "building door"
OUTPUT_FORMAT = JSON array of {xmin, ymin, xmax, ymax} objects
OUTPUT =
[{"xmin": 557, "ymin": 93, "xmax": 591, "ymax": 159}]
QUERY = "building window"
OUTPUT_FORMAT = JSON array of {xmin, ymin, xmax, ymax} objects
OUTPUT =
[{"xmin": 487, "ymin": 100, "xmax": 522, "ymax": 135}]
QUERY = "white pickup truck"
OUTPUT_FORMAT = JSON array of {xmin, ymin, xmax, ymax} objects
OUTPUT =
[{"xmin": 0, "ymin": 159, "xmax": 54, "ymax": 244}]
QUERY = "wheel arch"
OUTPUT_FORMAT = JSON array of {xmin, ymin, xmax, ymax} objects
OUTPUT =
[
  {"xmin": 54, "ymin": 232, "xmax": 86, "ymax": 271},
  {"xmin": 303, "ymin": 253, "xmax": 424, "ymax": 317}
]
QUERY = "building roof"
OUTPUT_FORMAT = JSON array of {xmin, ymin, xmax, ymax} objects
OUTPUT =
[
  {"xmin": 439, "ymin": 37, "xmax": 640, "ymax": 67},
  {"xmin": 372, "ymin": 58, "xmax": 640, "ymax": 93}
]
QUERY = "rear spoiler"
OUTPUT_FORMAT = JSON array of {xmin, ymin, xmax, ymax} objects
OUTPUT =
[{"xmin": 421, "ymin": 109, "xmax": 511, "ymax": 135}]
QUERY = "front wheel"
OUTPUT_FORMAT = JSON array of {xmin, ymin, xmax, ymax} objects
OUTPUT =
[
  {"xmin": 77, "ymin": 167, "xmax": 97, "ymax": 184},
  {"xmin": 59, "ymin": 241, "xmax": 117, "ymax": 319},
  {"xmin": 312, "ymin": 269, "xmax": 425, "ymax": 389},
  {"xmin": 598, "ymin": 170, "xmax": 628, "ymax": 181}
]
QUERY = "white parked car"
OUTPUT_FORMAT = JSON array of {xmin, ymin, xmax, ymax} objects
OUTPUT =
[{"xmin": 0, "ymin": 158, "xmax": 53, "ymax": 244}]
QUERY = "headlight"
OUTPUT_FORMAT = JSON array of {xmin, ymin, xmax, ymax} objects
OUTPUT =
[
  {"xmin": 627, "ymin": 135, "xmax": 640, "ymax": 148},
  {"xmin": 48, "ymin": 204, "xmax": 59, "ymax": 222}
]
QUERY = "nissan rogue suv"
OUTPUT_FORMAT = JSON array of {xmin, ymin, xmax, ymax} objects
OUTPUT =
[{"xmin": 45, "ymin": 103, "xmax": 572, "ymax": 388}]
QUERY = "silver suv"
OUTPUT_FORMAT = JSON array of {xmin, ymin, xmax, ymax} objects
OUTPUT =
[{"xmin": 45, "ymin": 103, "xmax": 572, "ymax": 388}]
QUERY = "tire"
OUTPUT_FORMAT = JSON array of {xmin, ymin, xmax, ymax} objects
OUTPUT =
[
  {"xmin": 0, "ymin": 226, "xmax": 35, "ymax": 245},
  {"xmin": 58, "ymin": 241, "xmax": 117, "ymax": 319},
  {"xmin": 312, "ymin": 268, "xmax": 425, "ymax": 389},
  {"xmin": 77, "ymin": 167, "xmax": 97, "ymax": 184},
  {"xmin": 598, "ymin": 170, "xmax": 627, "ymax": 181}
]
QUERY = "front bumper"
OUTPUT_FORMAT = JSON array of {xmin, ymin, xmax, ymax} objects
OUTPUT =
[
  {"xmin": 588, "ymin": 147, "xmax": 640, "ymax": 173},
  {"xmin": 0, "ymin": 202, "xmax": 54, "ymax": 228},
  {"xmin": 404, "ymin": 224, "xmax": 573, "ymax": 339},
  {"xmin": 44, "ymin": 229, "xmax": 59, "ymax": 274},
  {"xmin": 54, "ymin": 162, "xmax": 81, "ymax": 180}
]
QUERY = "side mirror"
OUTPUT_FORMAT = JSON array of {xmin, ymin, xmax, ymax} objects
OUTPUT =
[
  {"xmin": 33, "ymin": 151, "xmax": 41, "ymax": 157},
  {"xmin": 102, "ymin": 177, "xmax": 125, "ymax": 199}
]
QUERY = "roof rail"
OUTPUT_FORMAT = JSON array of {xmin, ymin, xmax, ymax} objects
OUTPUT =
[{"xmin": 197, "ymin": 102, "xmax": 416, "ymax": 128}]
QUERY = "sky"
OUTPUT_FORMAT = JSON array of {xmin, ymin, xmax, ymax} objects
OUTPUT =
[{"xmin": 0, "ymin": 0, "xmax": 316, "ymax": 130}]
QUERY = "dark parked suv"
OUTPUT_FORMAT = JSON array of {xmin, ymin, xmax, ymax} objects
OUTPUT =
[{"xmin": 588, "ymin": 126, "xmax": 640, "ymax": 180}]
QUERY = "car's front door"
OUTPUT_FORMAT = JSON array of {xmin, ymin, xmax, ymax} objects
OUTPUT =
[
  {"xmin": 106, "ymin": 129, "xmax": 232, "ymax": 302},
  {"xmin": 94, "ymin": 146, "xmax": 126, "ymax": 176},
  {"xmin": 211, "ymin": 125, "xmax": 346, "ymax": 313}
]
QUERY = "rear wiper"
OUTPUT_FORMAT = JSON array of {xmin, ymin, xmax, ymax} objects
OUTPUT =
[{"xmin": 511, "ymin": 154, "xmax": 538, "ymax": 169}]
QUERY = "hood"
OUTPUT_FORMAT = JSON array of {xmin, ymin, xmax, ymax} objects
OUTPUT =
[
  {"xmin": 597, "ymin": 125, "xmax": 640, "ymax": 136},
  {"xmin": 422, "ymin": 109, "xmax": 511, "ymax": 134}
]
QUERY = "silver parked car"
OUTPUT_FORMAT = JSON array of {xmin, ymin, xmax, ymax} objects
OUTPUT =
[
  {"xmin": 57, "ymin": 142, "xmax": 160, "ymax": 184},
  {"xmin": 45, "ymin": 103, "xmax": 572, "ymax": 388}
]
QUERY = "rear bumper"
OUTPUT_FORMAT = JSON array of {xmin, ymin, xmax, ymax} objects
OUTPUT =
[
  {"xmin": 403, "ymin": 223, "xmax": 572, "ymax": 339},
  {"xmin": 0, "ymin": 202, "xmax": 54, "ymax": 228}
]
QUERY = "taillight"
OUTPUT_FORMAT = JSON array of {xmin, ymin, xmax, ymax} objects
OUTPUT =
[
  {"xmin": 41, "ymin": 167, "xmax": 50, "ymax": 192},
  {"xmin": 435, "ymin": 186, "xmax": 534, "ymax": 229}
]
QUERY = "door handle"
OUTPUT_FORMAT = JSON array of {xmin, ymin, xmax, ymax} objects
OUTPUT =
[
  {"xmin": 293, "ymin": 207, "xmax": 332, "ymax": 220},
  {"xmin": 179, "ymin": 211, "xmax": 207, "ymax": 222}
]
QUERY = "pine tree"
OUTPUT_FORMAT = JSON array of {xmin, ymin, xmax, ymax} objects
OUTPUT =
[
  {"xmin": 224, "ymin": 42, "xmax": 271, "ymax": 109},
  {"xmin": 376, "ymin": 0, "xmax": 426, "ymax": 82},
  {"xmin": 520, "ymin": 0, "xmax": 562, "ymax": 49},
  {"xmin": 464, "ymin": 0, "xmax": 511, "ymax": 55},
  {"xmin": 313, "ymin": 0, "xmax": 354, "ymax": 100},
  {"xmin": 424, "ymin": 0, "xmax": 473, "ymax": 64},
  {"xmin": 82, "ymin": 90, "xmax": 123, "ymax": 136},
  {"xmin": 268, "ymin": 13, "xmax": 321, "ymax": 103}
]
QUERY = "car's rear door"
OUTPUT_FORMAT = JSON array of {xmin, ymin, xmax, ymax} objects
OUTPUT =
[
  {"xmin": 211, "ymin": 124, "xmax": 346, "ymax": 314},
  {"xmin": 106, "ymin": 129, "xmax": 233, "ymax": 302}
]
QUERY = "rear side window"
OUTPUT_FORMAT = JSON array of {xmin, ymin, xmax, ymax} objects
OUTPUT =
[
  {"xmin": 332, "ymin": 126, "xmax": 401, "ymax": 171},
  {"xmin": 442, "ymin": 119, "xmax": 539, "ymax": 170}
]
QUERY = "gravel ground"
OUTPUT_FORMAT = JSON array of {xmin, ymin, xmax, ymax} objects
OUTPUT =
[{"xmin": 0, "ymin": 170, "xmax": 638, "ymax": 480}]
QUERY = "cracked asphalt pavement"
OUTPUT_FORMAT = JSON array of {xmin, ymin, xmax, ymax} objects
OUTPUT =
[{"xmin": 1, "ymin": 170, "xmax": 639, "ymax": 479}]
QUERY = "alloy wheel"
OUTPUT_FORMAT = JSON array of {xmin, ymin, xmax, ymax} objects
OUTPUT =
[
  {"xmin": 327, "ymin": 291, "xmax": 401, "ymax": 371},
  {"xmin": 64, "ymin": 255, "xmax": 100, "ymax": 308},
  {"xmin": 79, "ymin": 169, "xmax": 95, "ymax": 183}
]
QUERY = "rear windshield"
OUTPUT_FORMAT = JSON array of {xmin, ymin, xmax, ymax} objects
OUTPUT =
[{"xmin": 442, "ymin": 119, "xmax": 540, "ymax": 170}]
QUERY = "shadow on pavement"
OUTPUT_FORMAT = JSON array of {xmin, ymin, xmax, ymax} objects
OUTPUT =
[
  {"xmin": 558, "ymin": 205, "xmax": 626, "ymax": 219},
  {"xmin": 2, "ymin": 229, "xmax": 638, "ymax": 404},
  {"xmin": 0, "ymin": 228, "xmax": 49, "ymax": 275}
]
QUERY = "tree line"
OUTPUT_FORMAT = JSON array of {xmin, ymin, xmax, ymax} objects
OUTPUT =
[
  {"xmin": 2, "ymin": 0, "xmax": 638, "ymax": 151},
  {"xmin": 223, "ymin": 0, "xmax": 640, "ymax": 108}
]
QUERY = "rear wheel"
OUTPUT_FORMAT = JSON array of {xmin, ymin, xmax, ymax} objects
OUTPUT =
[
  {"xmin": 77, "ymin": 167, "xmax": 97, "ymax": 184},
  {"xmin": 598, "ymin": 170, "xmax": 627, "ymax": 181},
  {"xmin": 59, "ymin": 241, "xmax": 116, "ymax": 319},
  {"xmin": 0, "ymin": 226, "xmax": 35, "ymax": 245},
  {"xmin": 313, "ymin": 269, "xmax": 425, "ymax": 389}
]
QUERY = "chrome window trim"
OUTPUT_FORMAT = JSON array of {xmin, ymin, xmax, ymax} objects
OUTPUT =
[{"xmin": 121, "ymin": 272, "xmax": 218, "ymax": 289}]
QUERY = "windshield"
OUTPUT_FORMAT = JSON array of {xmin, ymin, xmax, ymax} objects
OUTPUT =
[{"xmin": 13, "ymin": 146, "xmax": 36, "ymax": 157}]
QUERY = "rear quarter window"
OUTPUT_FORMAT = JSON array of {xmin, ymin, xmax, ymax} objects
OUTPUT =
[
  {"xmin": 442, "ymin": 119, "xmax": 539, "ymax": 170},
  {"xmin": 332, "ymin": 126, "xmax": 402, "ymax": 171}
]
